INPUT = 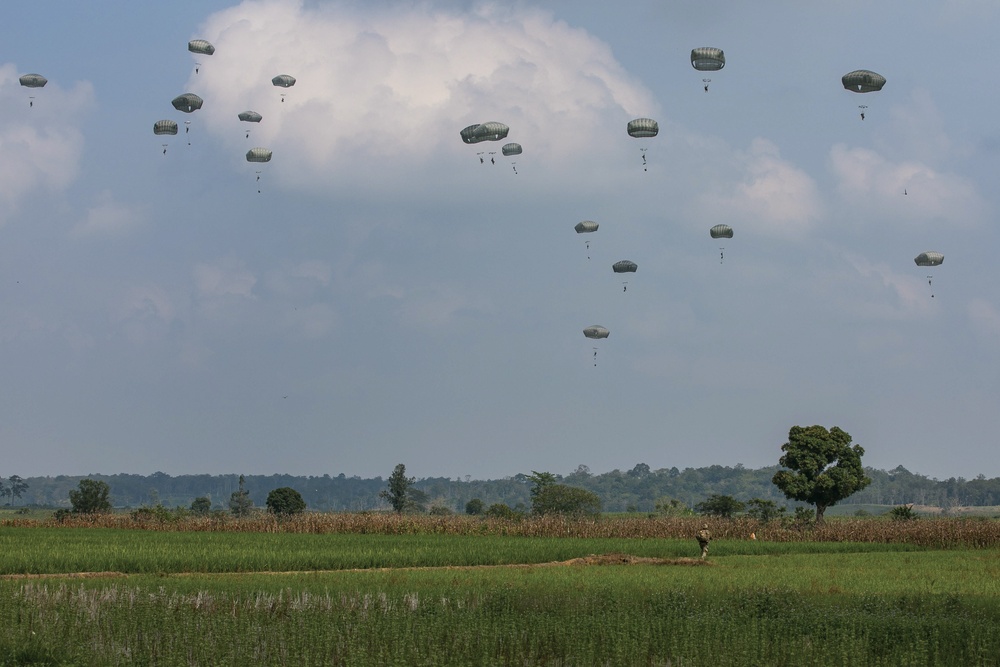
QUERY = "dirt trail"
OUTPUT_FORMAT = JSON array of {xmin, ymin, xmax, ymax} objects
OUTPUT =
[{"xmin": 1, "ymin": 553, "xmax": 711, "ymax": 580}]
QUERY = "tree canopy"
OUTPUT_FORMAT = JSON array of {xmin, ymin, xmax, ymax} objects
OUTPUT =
[
  {"xmin": 68, "ymin": 479, "xmax": 112, "ymax": 514},
  {"xmin": 772, "ymin": 425, "xmax": 871, "ymax": 523},
  {"xmin": 266, "ymin": 487, "xmax": 307, "ymax": 516},
  {"xmin": 380, "ymin": 464, "xmax": 415, "ymax": 513}
]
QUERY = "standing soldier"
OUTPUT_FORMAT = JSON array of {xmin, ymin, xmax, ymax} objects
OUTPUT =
[{"xmin": 696, "ymin": 524, "xmax": 711, "ymax": 559}]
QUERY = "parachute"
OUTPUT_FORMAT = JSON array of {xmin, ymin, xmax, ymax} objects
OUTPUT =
[
  {"xmin": 246, "ymin": 147, "xmax": 273, "ymax": 194},
  {"xmin": 710, "ymin": 224, "xmax": 734, "ymax": 263},
  {"xmin": 842, "ymin": 70, "xmax": 886, "ymax": 93},
  {"xmin": 613, "ymin": 260, "xmax": 637, "ymax": 291},
  {"xmin": 583, "ymin": 325, "xmax": 610, "ymax": 366},
  {"xmin": 691, "ymin": 48, "xmax": 725, "ymax": 71},
  {"xmin": 19, "ymin": 73, "xmax": 47, "ymax": 88},
  {"xmin": 627, "ymin": 118, "xmax": 658, "ymax": 171},
  {"xmin": 627, "ymin": 118, "xmax": 659, "ymax": 138},
  {"xmin": 460, "ymin": 123, "xmax": 510, "ymax": 165},
  {"xmin": 171, "ymin": 93, "xmax": 203, "ymax": 113},
  {"xmin": 19, "ymin": 73, "xmax": 46, "ymax": 107},
  {"xmin": 710, "ymin": 224, "xmax": 733, "ymax": 238},
  {"xmin": 153, "ymin": 120, "xmax": 178, "ymax": 155},
  {"xmin": 914, "ymin": 251, "xmax": 944, "ymax": 298},
  {"xmin": 914, "ymin": 252, "xmax": 944, "ymax": 267},
  {"xmin": 501, "ymin": 143, "xmax": 521, "ymax": 173},
  {"xmin": 575, "ymin": 220, "xmax": 599, "ymax": 259},
  {"xmin": 272, "ymin": 75, "xmax": 296, "ymax": 102},
  {"xmin": 501, "ymin": 143, "xmax": 522, "ymax": 156},
  {"xmin": 691, "ymin": 48, "xmax": 724, "ymax": 90},
  {"xmin": 153, "ymin": 120, "xmax": 178, "ymax": 135},
  {"xmin": 239, "ymin": 110, "xmax": 262, "ymax": 138},
  {"xmin": 188, "ymin": 40, "xmax": 215, "ymax": 56}
]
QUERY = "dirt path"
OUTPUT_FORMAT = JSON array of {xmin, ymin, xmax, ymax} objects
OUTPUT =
[{"xmin": 1, "ymin": 553, "xmax": 711, "ymax": 580}]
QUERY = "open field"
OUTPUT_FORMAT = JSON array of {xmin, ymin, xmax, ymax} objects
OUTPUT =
[{"xmin": 1, "ymin": 516, "xmax": 999, "ymax": 665}]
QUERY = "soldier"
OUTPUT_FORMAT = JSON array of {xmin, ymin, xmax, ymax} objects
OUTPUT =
[{"xmin": 696, "ymin": 524, "xmax": 711, "ymax": 559}]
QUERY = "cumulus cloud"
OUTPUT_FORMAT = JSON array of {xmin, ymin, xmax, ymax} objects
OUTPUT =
[
  {"xmin": 71, "ymin": 191, "xmax": 144, "ymax": 237},
  {"xmin": 189, "ymin": 0, "xmax": 657, "ymax": 195},
  {"xmin": 0, "ymin": 64, "xmax": 93, "ymax": 226},
  {"xmin": 193, "ymin": 259, "xmax": 257, "ymax": 300},
  {"xmin": 829, "ymin": 143, "xmax": 987, "ymax": 229},
  {"xmin": 689, "ymin": 138, "xmax": 822, "ymax": 237}
]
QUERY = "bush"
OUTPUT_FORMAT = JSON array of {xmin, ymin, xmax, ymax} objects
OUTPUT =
[
  {"xmin": 465, "ymin": 498, "xmax": 485, "ymax": 515},
  {"xmin": 888, "ymin": 504, "xmax": 918, "ymax": 521},
  {"xmin": 429, "ymin": 505, "xmax": 453, "ymax": 516},
  {"xmin": 68, "ymin": 479, "xmax": 112, "ymax": 514},
  {"xmin": 695, "ymin": 494, "xmax": 745, "ymax": 518},
  {"xmin": 266, "ymin": 487, "xmax": 307, "ymax": 516},
  {"xmin": 531, "ymin": 484, "xmax": 602, "ymax": 519},
  {"xmin": 485, "ymin": 503, "xmax": 525, "ymax": 520}
]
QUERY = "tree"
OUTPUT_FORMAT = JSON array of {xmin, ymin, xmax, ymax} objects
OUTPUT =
[
  {"xmin": 694, "ymin": 494, "xmax": 745, "ymax": 518},
  {"xmin": 69, "ymin": 479, "xmax": 112, "ymax": 514},
  {"xmin": 527, "ymin": 471, "xmax": 558, "ymax": 504},
  {"xmin": 465, "ymin": 498, "xmax": 485, "ymax": 515},
  {"xmin": 266, "ymin": 487, "xmax": 307, "ymax": 516},
  {"xmin": 190, "ymin": 496, "xmax": 212, "ymax": 515},
  {"xmin": 6, "ymin": 475, "xmax": 28, "ymax": 505},
  {"xmin": 772, "ymin": 425, "xmax": 871, "ymax": 523},
  {"xmin": 379, "ymin": 464, "xmax": 414, "ymax": 513},
  {"xmin": 745, "ymin": 498, "xmax": 786, "ymax": 522},
  {"xmin": 229, "ymin": 475, "xmax": 254, "ymax": 517},
  {"xmin": 531, "ymin": 484, "xmax": 602, "ymax": 518}
]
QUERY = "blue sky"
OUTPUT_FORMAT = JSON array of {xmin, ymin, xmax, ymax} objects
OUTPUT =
[{"xmin": 2, "ymin": 0, "xmax": 999, "ymax": 481}]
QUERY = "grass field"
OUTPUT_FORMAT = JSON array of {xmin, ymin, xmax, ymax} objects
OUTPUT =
[{"xmin": 1, "ymin": 516, "xmax": 999, "ymax": 665}]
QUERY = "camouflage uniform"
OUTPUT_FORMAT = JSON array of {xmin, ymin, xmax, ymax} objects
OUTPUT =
[{"xmin": 696, "ymin": 524, "xmax": 711, "ymax": 559}]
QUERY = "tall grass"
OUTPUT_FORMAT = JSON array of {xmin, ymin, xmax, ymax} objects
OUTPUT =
[{"xmin": 10, "ymin": 512, "xmax": 1000, "ymax": 548}]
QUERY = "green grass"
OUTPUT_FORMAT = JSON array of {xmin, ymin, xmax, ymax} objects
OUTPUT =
[{"xmin": 3, "ymin": 527, "xmax": 1000, "ymax": 665}]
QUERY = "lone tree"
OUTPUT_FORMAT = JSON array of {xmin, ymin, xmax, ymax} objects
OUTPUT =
[
  {"xmin": 190, "ymin": 496, "xmax": 212, "ymax": 515},
  {"xmin": 69, "ymin": 479, "xmax": 112, "ymax": 514},
  {"xmin": 380, "ymin": 464, "xmax": 414, "ymax": 513},
  {"xmin": 229, "ymin": 475, "xmax": 254, "ymax": 517},
  {"xmin": 772, "ymin": 425, "xmax": 871, "ymax": 523},
  {"xmin": 528, "ymin": 470, "xmax": 601, "ymax": 518},
  {"xmin": 695, "ymin": 494, "xmax": 745, "ymax": 518},
  {"xmin": 266, "ymin": 487, "xmax": 307, "ymax": 516}
]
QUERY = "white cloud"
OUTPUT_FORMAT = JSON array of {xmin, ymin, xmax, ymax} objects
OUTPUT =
[
  {"xmin": 190, "ymin": 0, "xmax": 657, "ymax": 195},
  {"xmin": 689, "ymin": 138, "xmax": 822, "ymax": 236},
  {"xmin": 829, "ymin": 143, "xmax": 987, "ymax": 229},
  {"xmin": 0, "ymin": 64, "xmax": 94, "ymax": 226},
  {"xmin": 71, "ymin": 191, "xmax": 144, "ymax": 237},
  {"xmin": 193, "ymin": 259, "xmax": 257, "ymax": 299}
]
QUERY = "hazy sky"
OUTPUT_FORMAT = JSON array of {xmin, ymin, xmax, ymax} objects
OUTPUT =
[{"xmin": 2, "ymin": 0, "xmax": 998, "ymax": 481}]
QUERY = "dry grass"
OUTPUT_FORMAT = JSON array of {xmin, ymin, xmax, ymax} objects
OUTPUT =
[{"xmin": 8, "ymin": 512, "xmax": 997, "ymax": 548}]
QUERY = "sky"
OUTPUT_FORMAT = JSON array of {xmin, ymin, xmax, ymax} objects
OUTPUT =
[{"xmin": 1, "ymin": 0, "xmax": 999, "ymax": 481}]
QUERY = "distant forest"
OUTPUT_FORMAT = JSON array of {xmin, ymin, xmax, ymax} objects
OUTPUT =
[{"xmin": 6, "ymin": 464, "xmax": 1000, "ymax": 513}]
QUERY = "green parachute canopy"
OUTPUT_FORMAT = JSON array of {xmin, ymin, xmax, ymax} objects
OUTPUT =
[
  {"xmin": 501, "ymin": 143, "xmax": 522, "ymax": 156},
  {"xmin": 575, "ymin": 220, "xmax": 599, "ymax": 234},
  {"xmin": 691, "ymin": 47, "xmax": 725, "ymax": 71},
  {"xmin": 19, "ymin": 73, "xmax": 47, "ymax": 88},
  {"xmin": 272, "ymin": 74, "xmax": 296, "ymax": 88},
  {"xmin": 171, "ymin": 93, "xmax": 203, "ymax": 113},
  {"xmin": 153, "ymin": 120, "xmax": 178, "ymax": 136},
  {"xmin": 246, "ymin": 147, "xmax": 273, "ymax": 163},
  {"xmin": 238, "ymin": 111, "xmax": 262, "ymax": 123},
  {"xmin": 914, "ymin": 251, "xmax": 944, "ymax": 267},
  {"xmin": 627, "ymin": 118, "xmax": 658, "ymax": 138},
  {"xmin": 710, "ymin": 224, "xmax": 734, "ymax": 239},
  {"xmin": 612, "ymin": 260, "xmax": 638, "ymax": 273},
  {"xmin": 842, "ymin": 70, "xmax": 886, "ymax": 93},
  {"xmin": 583, "ymin": 326, "xmax": 610, "ymax": 340},
  {"xmin": 188, "ymin": 40, "xmax": 215, "ymax": 56}
]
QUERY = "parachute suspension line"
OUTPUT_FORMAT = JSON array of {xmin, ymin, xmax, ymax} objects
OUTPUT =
[
  {"xmin": 927, "ymin": 275, "xmax": 934, "ymax": 298},
  {"xmin": 585, "ymin": 240, "xmax": 591, "ymax": 260},
  {"xmin": 593, "ymin": 347, "xmax": 599, "ymax": 367}
]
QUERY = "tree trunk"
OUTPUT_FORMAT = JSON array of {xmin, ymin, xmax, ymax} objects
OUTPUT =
[{"xmin": 815, "ymin": 503, "xmax": 827, "ymax": 524}]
